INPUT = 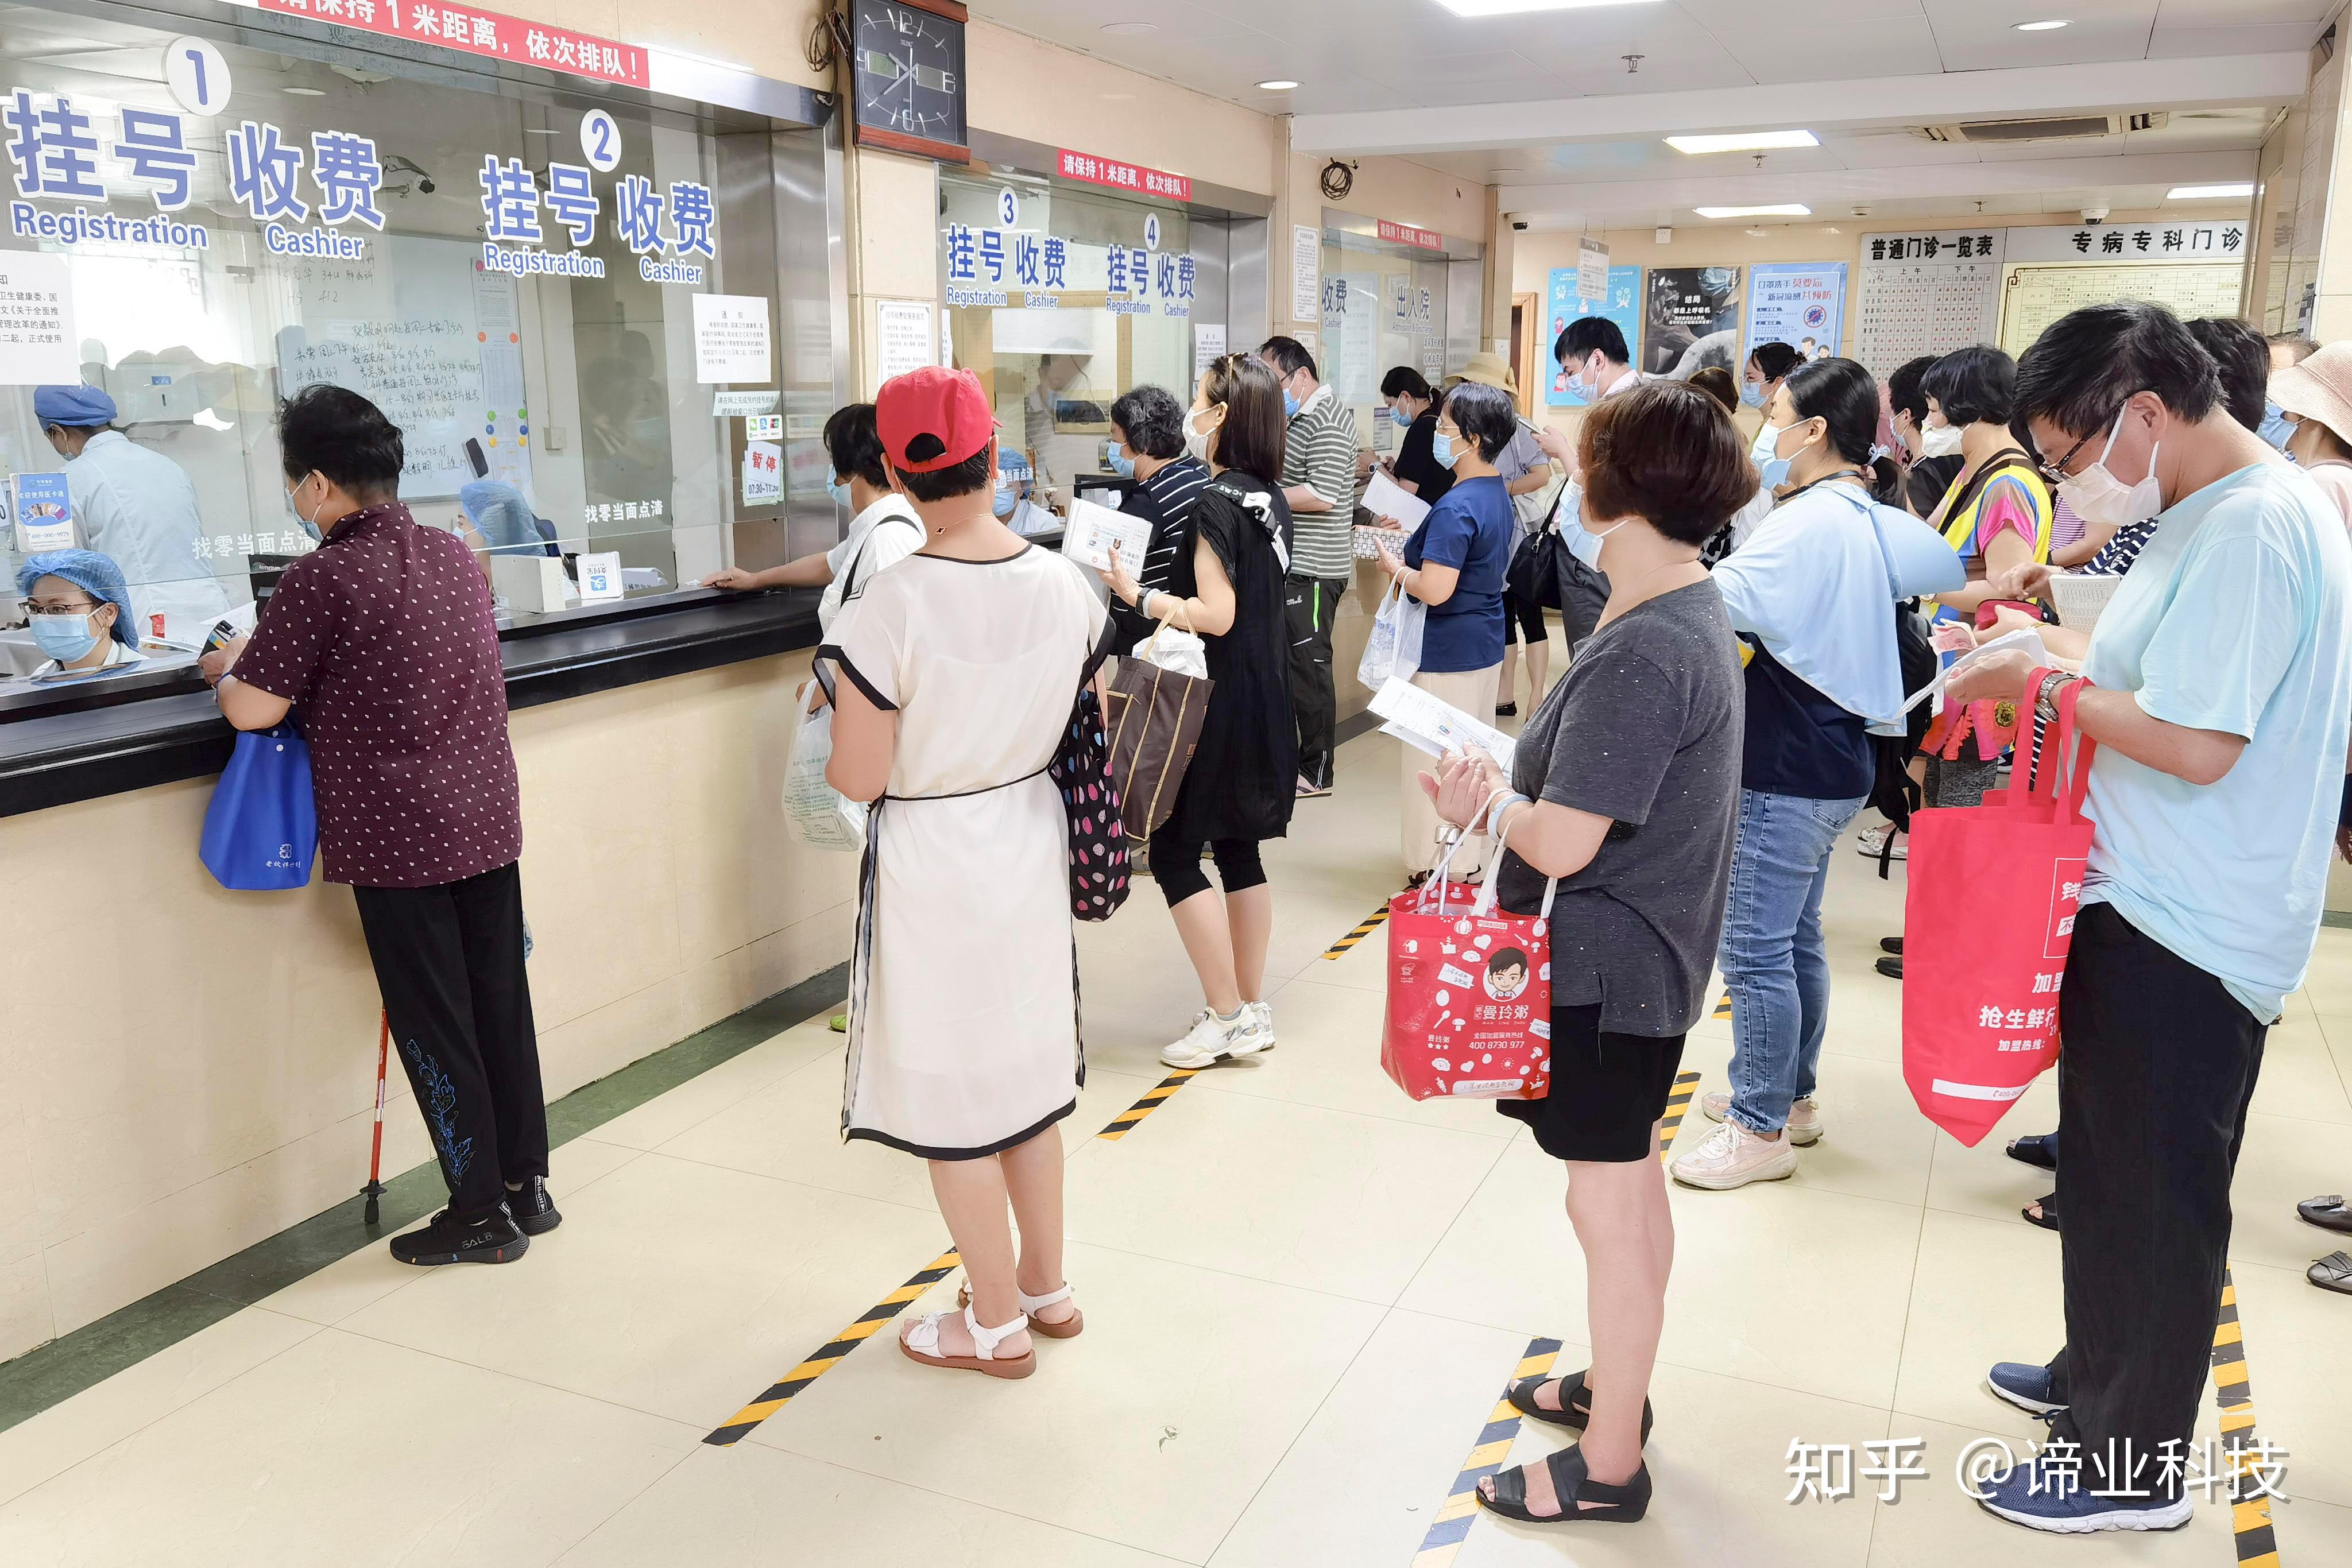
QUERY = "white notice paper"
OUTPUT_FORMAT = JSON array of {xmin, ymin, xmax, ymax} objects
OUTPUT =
[
  {"xmin": 1059, "ymin": 496, "xmax": 1154, "ymax": 574},
  {"xmin": 1370, "ymin": 676, "xmax": 1516, "ymax": 773},
  {"xmin": 577, "ymin": 550, "xmax": 625, "ymax": 603},
  {"xmin": 712, "ymin": 389, "xmax": 779, "ymax": 417},
  {"xmin": 875, "ymin": 299, "xmax": 935, "ymax": 384},
  {"xmin": 0, "ymin": 250, "xmax": 78, "ymax": 385},
  {"xmin": 1194, "ymin": 323, "xmax": 1225, "ymax": 382},
  {"xmin": 692, "ymin": 295, "xmax": 771, "ymax": 384},
  {"xmin": 1363, "ymin": 469, "xmax": 1431, "ymax": 531},
  {"xmin": 1291, "ymin": 224, "xmax": 1320, "ymax": 324},
  {"xmin": 1577, "ymin": 236, "xmax": 1610, "ymax": 302}
]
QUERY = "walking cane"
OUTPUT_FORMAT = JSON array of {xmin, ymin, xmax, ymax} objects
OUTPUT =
[{"xmin": 362, "ymin": 1009, "xmax": 389, "ymax": 1227}]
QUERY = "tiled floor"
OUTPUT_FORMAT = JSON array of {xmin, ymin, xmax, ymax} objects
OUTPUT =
[{"xmin": 4, "ymin": 722, "xmax": 2351, "ymax": 1566}]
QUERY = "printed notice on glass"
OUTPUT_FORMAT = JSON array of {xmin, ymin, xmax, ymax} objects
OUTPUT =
[
  {"xmin": 875, "ymin": 300, "xmax": 935, "ymax": 384},
  {"xmin": 1291, "ymin": 224, "xmax": 1321, "ymax": 325},
  {"xmin": 1194, "ymin": 323, "xmax": 1225, "ymax": 382},
  {"xmin": 0, "ymin": 251, "xmax": 78, "ymax": 384},
  {"xmin": 713, "ymin": 389, "xmax": 779, "ymax": 417},
  {"xmin": 691, "ymin": 293, "xmax": 771, "ymax": 384},
  {"xmin": 1059, "ymin": 497, "xmax": 1154, "ymax": 575},
  {"xmin": 1371, "ymin": 676, "xmax": 1516, "ymax": 774},
  {"xmin": 1577, "ymin": 236, "xmax": 1611, "ymax": 302},
  {"xmin": 741, "ymin": 440, "xmax": 783, "ymax": 508}
]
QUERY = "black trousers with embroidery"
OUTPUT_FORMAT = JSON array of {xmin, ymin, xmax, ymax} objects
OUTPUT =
[
  {"xmin": 354, "ymin": 861, "xmax": 548, "ymax": 1225},
  {"xmin": 1285, "ymin": 572, "xmax": 1346, "ymax": 789}
]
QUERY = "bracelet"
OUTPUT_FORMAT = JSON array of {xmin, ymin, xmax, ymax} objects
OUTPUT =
[{"xmin": 1487, "ymin": 791, "xmax": 1532, "ymax": 835}]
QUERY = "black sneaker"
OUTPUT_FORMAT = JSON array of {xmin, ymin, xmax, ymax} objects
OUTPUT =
[
  {"xmin": 1875, "ymin": 955, "xmax": 1903, "ymax": 979},
  {"xmin": 390, "ymin": 1207, "xmax": 528, "ymax": 1267},
  {"xmin": 1879, "ymin": 936, "xmax": 1904, "ymax": 955},
  {"xmin": 505, "ymin": 1175, "xmax": 562, "ymax": 1236}
]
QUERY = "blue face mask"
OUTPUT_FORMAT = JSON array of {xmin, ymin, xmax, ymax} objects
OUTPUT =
[
  {"xmin": 1754, "ymin": 421, "xmax": 1794, "ymax": 490},
  {"xmin": 1740, "ymin": 380, "xmax": 1766, "ymax": 409},
  {"xmin": 825, "ymin": 473, "xmax": 852, "ymax": 509},
  {"xmin": 1389, "ymin": 403, "xmax": 1413, "ymax": 431},
  {"xmin": 30, "ymin": 610, "xmax": 99, "ymax": 663},
  {"xmin": 1107, "ymin": 445, "xmax": 1136, "ymax": 480},
  {"xmin": 2259, "ymin": 402, "xmax": 2296, "ymax": 453},
  {"xmin": 993, "ymin": 482, "xmax": 1018, "ymax": 518},
  {"xmin": 1432, "ymin": 431, "xmax": 1462, "ymax": 470},
  {"xmin": 1282, "ymin": 389, "xmax": 1301, "ymax": 420}
]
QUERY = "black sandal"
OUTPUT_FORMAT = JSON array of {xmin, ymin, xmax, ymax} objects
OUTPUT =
[
  {"xmin": 1505, "ymin": 1371, "xmax": 1654, "ymax": 1445},
  {"xmin": 1480, "ymin": 1445, "xmax": 1651, "ymax": 1524},
  {"xmin": 2007, "ymin": 1133, "xmax": 2060, "ymax": 1172},
  {"xmin": 2023, "ymin": 1193, "xmax": 2059, "ymax": 1232}
]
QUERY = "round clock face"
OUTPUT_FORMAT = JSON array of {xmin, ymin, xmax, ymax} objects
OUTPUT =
[{"xmin": 856, "ymin": 1, "xmax": 965, "ymax": 149}]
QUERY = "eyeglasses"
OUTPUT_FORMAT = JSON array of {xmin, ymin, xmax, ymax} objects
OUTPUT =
[
  {"xmin": 26, "ymin": 599, "xmax": 97, "ymax": 616},
  {"xmin": 2037, "ymin": 393, "xmax": 2147, "ymax": 485}
]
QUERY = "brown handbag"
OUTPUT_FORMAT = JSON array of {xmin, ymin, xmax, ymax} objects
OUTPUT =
[{"xmin": 1102, "ymin": 617, "xmax": 1214, "ymax": 839}]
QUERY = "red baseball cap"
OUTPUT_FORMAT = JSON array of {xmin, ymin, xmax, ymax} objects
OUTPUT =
[{"xmin": 876, "ymin": 366, "xmax": 999, "ymax": 474}]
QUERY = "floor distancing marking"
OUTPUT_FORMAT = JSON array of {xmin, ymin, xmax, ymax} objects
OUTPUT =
[
  {"xmin": 1658, "ymin": 1069, "xmax": 1700, "ymax": 1157},
  {"xmin": 1411, "ymin": 1337, "xmax": 1563, "ymax": 1568},
  {"xmin": 1097, "ymin": 1068, "xmax": 1202, "ymax": 1140},
  {"xmin": 1711, "ymin": 991, "xmax": 1732, "ymax": 1020},
  {"xmin": 704, "ymin": 1249, "xmax": 961, "ymax": 1446},
  {"xmin": 2212, "ymin": 1266, "xmax": 2282, "ymax": 1567},
  {"xmin": 1322, "ymin": 900, "xmax": 1392, "ymax": 959}
]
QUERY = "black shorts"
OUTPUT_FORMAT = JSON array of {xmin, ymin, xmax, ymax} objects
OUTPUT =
[
  {"xmin": 1499, "ymin": 1002, "xmax": 1686, "ymax": 1162},
  {"xmin": 1502, "ymin": 587, "xmax": 1548, "ymax": 645}
]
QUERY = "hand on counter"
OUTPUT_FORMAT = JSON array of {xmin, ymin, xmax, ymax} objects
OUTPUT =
[{"xmin": 701, "ymin": 567, "xmax": 765, "ymax": 593}]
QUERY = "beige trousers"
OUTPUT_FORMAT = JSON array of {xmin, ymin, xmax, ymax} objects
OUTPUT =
[{"xmin": 1398, "ymin": 661, "xmax": 1506, "ymax": 876}]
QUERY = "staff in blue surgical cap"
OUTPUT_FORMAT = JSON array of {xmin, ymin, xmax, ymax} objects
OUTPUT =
[
  {"xmin": 34, "ymin": 382, "xmax": 230, "ymax": 644},
  {"xmin": 13, "ymin": 548, "xmax": 145, "ymax": 678}
]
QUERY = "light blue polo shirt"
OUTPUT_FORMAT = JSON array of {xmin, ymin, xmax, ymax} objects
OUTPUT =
[{"xmin": 2079, "ymin": 460, "xmax": 2352, "ymax": 1023}]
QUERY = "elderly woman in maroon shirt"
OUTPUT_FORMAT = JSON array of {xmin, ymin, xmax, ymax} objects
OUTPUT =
[{"xmin": 212, "ymin": 385, "xmax": 554, "ymax": 1268}]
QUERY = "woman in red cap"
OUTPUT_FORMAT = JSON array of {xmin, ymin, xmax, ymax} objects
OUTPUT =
[{"xmin": 823, "ymin": 366, "xmax": 1111, "ymax": 1379}]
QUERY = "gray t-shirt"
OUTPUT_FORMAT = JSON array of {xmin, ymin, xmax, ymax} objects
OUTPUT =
[{"xmin": 1495, "ymin": 578, "xmax": 1744, "ymax": 1037}]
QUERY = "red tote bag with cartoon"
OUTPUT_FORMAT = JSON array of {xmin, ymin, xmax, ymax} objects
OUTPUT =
[
  {"xmin": 1901, "ymin": 676, "xmax": 2097, "ymax": 1145},
  {"xmin": 1382, "ymin": 822, "xmax": 1557, "ymax": 1102}
]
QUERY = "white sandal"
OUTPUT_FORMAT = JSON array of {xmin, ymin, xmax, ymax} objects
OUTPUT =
[
  {"xmin": 899, "ymin": 1305, "xmax": 1036, "ymax": 1379},
  {"xmin": 956, "ymin": 1280, "xmax": 1084, "ymax": 1339}
]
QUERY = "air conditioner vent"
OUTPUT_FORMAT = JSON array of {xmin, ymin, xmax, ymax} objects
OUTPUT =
[{"xmin": 1914, "ymin": 111, "xmax": 2165, "ymax": 145}]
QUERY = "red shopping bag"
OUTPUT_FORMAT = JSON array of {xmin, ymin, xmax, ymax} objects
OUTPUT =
[
  {"xmin": 1382, "ymin": 824, "xmax": 1556, "ymax": 1102},
  {"xmin": 1901, "ymin": 674, "xmax": 2096, "ymax": 1145}
]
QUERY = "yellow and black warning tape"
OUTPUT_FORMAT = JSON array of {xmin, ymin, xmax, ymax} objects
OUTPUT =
[
  {"xmin": 1658, "ymin": 1069, "xmax": 1699, "ymax": 1156},
  {"xmin": 1322, "ymin": 899, "xmax": 1394, "ymax": 959},
  {"xmin": 704, "ymin": 1248, "xmax": 961, "ymax": 1446},
  {"xmin": 1097, "ymin": 1067, "xmax": 1202, "ymax": 1140},
  {"xmin": 1410, "ymin": 1335, "xmax": 1564, "ymax": 1567},
  {"xmin": 2212, "ymin": 1266, "xmax": 2282, "ymax": 1567},
  {"xmin": 1711, "ymin": 990, "xmax": 1732, "ymax": 1020}
]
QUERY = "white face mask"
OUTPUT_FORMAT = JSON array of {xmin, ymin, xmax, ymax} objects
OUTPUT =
[
  {"xmin": 2057, "ymin": 404, "xmax": 2164, "ymax": 532},
  {"xmin": 1183, "ymin": 405, "xmax": 1223, "ymax": 466},
  {"xmin": 1918, "ymin": 420, "xmax": 1965, "ymax": 459},
  {"xmin": 1567, "ymin": 494, "xmax": 1628, "ymax": 570}
]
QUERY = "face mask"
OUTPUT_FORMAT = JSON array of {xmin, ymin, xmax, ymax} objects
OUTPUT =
[
  {"xmin": 1918, "ymin": 421, "xmax": 1966, "ymax": 459},
  {"xmin": 993, "ymin": 483, "xmax": 1018, "ymax": 519},
  {"xmin": 825, "ymin": 473, "xmax": 852, "ymax": 509},
  {"xmin": 1755, "ymin": 419, "xmax": 1813, "ymax": 491},
  {"xmin": 1748, "ymin": 421, "xmax": 1778, "ymax": 463},
  {"xmin": 1432, "ymin": 431, "xmax": 1463, "ymax": 470},
  {"xmin": 2260, "ymin": 401, "xmax": 2296, "ymax": 453},
  {"xmin": 30, "ymin": 610, "xmax": 99, "ymax": 663},
  {"xmin": 1565, "ymin": 355, "xmax": 1601, "ymax": 402},
  {"xmin": 287, "ymin": 473, "xmax": 329, "ymax": 541},
  {"xmin": 1566, "ymin": 498, "xmax": 1627, "ymax": 570},
  {"xmin": 2057, "ymin": 404, "xmax": 2165, "ymax": 531},
  {"xmin": 1282, "ymin": 388, "xmax": 1301, "ymax": 420},
  {"xmin": 1388, "ymin": 403, "xmax": 1413, "ymax": 431},
  {"xmin": 1740, "ymin": 380, "xmax": 1766, "ymax": 409},
  {"xmin": 1184, "ymin": 406, "xmax": 1221, "ymax": 466},
  {"xmin": 1107, "ymin": 445, "xmax": 1137, "ymax": 480}
]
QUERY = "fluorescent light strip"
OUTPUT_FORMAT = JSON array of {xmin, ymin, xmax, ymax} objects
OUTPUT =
[
  {"xmin": 1693, "ymin": 203, "xmax": 1811, "ymax": 219},
  {"xmin": 2014, "ymin": 19, "xmax": 2069, "ymax": 30},
  {"xmin": 1666, "ymin": 130, "xmax": 1819, "ymax": 155},
  {"xmin": 1437, "ymin": 0, "xmax": 1664, "ymax": 16},
  {"xmin": 2167, "ymin": 183, "xmax": 2253, "ymax": 199}
]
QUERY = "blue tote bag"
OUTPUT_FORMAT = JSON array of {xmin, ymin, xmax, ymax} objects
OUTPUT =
[{"xmin": 199, "ymin": 722, "xmax": 319, "ymax": 891}]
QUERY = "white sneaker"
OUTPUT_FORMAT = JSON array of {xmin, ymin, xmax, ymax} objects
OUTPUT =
[
  {"xmin": 1160, "ymin": 1008, "xmax": 1269, "ymax": 1070},
  {"xmin": 1670, "ymin": 1118, "xmax": 1799, "ymax": 1190},
  {"xmin": 1698, "ymin": 1093, "xmax": 1823, "ymax": 1147},
  {"xmin": 1855, "ymin": 826, "xmax": 1907, "ymax": 861},
  {"xmin": 1248, "ymin": 1000, "xmax": 1275, "ymax": 1050}
]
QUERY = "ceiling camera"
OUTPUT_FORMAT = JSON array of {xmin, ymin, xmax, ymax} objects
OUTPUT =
[
  {"xmin": 2082, "ymin": 204, "xmax": 2110, "ymax": 224},
  {"xmin": 1511, "ymin": 218, "xmax": 1529, "ymax": 231}
]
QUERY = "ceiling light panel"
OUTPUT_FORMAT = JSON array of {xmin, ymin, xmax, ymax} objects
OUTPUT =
[
  {"xmin": 1665, "ymin": 130, "xmax": 1819, "ymax": 155},
  {"xmin": 1693, "ymin": 203, "xmax": 1812, "ymax": 218},
  {"xmin": 1437, "ymin": 0, "xmax": 1665, "ymax": 16},
  {"xmin": 2165, "ymin": 183, "xmax": 2253, "ymax": 199}
]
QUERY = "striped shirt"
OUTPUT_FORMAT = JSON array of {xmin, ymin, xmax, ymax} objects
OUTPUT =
[
  {"xmin": 1283, "ymin": 385, "xmax": 1363, "ymax": 578},
  {"xmin": 1135, "ymin": 454, "xmax": 1210, "ymax": 595}
]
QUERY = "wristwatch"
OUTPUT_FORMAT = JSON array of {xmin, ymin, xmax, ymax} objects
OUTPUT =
[{"xmin": 2034, "ymin": 669, "xmax": 2077, "ymax": 723}]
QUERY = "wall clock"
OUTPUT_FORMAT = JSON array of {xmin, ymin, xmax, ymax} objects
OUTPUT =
[{"xmin": 850, "ymin": 0, "xmax": 969, "ymax": 163}]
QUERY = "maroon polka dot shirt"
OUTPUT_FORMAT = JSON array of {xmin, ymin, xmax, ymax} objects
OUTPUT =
[{"xmin": 234, "ymin": 502, "xmax": 522, "ymax": 888}]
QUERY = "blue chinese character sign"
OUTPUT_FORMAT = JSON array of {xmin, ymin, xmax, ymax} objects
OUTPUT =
[
  {"xmin": 1545, "ymin": 264, "xmax": 1641, "ymax": 408},
  {"xmin": 1744, "ymin": 262, "xmax": 1848, "ymax": 369}
]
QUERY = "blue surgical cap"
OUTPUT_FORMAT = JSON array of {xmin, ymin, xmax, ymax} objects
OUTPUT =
[
  {"xmin": 458, "ymin": 478, "xmax": 543, "ymax": 555},
  {"xmin": 33, "ymin": 383, "xmax": 118, "ymax": 428},
  {"xmin": 15, "ymin": 548, "xmax": 138, "ymax": 646}
]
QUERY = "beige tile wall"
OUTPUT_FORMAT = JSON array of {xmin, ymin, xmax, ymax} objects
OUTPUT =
[{"xmin": 0, "ymin": 650, "xmax": 851, "ymax": 1362}]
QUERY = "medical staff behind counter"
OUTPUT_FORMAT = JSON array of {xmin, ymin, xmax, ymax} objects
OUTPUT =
[{"xmin": 34, "ymin": 382, "xmax": 230, "ymax": 644}]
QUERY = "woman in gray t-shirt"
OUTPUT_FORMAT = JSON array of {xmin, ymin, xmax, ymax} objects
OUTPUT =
[{"xmin": 1423, "ymin": 382, "xmax": 1748, "ymax": 1531}]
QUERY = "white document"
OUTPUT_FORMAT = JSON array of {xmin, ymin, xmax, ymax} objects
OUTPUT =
[
  {"xmin": 1363, "ymin": 469, "xmax": 1431, "ymax": 530},
  {"xmin": 711, "ymin": 389, "xmax": 779, "ymax": 416},
  {"xmin": 1371, "ymin": 676, "xmax": 1516, "ymax": 773},
  {"xmin": 741, "ymin": 440, "xmax": 783, "ymax": 507},
  {"xmin": 1194, "ymin": 323, "xmax": 1225, "ymax": 381},
  {"xmin": 0, "ymin": 251, "xmax": 79, "ymax": 385},
  {"xmin": 1291, "ymin": 224, "xmax": 1320, "ymax": 324},
  {"xmin": 1902, "ymin": 626, "xmax": 2052, "ymax": 714},
  {"xmin": 875, "ymin": 299, "xmax": 935, "ymax": 384},
  {"xmin": 692, "ymin": 294, "xmax": 771, "ymax": 384},
  {"xmin": 1059, "ymin": 497, "xmax": 1152, "ymax": 572}
]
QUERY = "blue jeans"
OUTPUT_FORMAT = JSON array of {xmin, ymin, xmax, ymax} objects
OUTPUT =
[{"xmin": 1719, "ymin": 788, "xmax": 1868, "ymax": 1136}]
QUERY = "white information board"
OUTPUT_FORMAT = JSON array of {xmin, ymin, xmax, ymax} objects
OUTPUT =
[
  {"xmin": 1291, "ymin": 224, "xmax": 1321, "ymax": 324},
  {"xmin": 1998, "ymin": 264, "xmax": 2247, "ymax": 359},
  {"xmin": 692, "ymin": 294, "xmax": 771, "ymax": 384},
  {"xmin": 0, "ymin": 250, "xmax": 78, "ymax": 384},
  {"xmin": 1853, "ymin": 230, "xmax": 2007, "ymax": 379},
  {"xmin": 874, "ymin": 299, "xmax": 935, "ymax": 384}
]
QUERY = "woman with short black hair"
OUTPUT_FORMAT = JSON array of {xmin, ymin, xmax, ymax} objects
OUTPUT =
[
  {"xmin": 1105, "ymin": 383, "xmax": 1210, "ymax": 649},
  {"xmin": 1742, "ymin": 342, "xmax": 1802, "ymax": 413},
  {"xmin": 1378, "ymin": 365, "xmax": 1455, "ymax": 508},
  {"xmin": 1372, "ymin": 380, "xmax": 1518, "ymax": 878},
  {"xmin": 1428, "ymin": 380, "xmax": 1752, "ymax": 1528}
]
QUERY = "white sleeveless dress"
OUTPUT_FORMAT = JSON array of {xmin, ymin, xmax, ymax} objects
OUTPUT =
[{"xmin": 823, "ymin": 545, "xmax": 1108, "ymax": 1157}]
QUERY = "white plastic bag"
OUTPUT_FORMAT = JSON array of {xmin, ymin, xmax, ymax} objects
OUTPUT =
[
  {"xmin": 780, "ymin": 676, "xmax": 866, "ymax": 852},
  {"xmin": 1132, "ymin": 623, "xmax": 1209, "ymax": 681},
  {"xmin": 1357, "ymin": 576, "xmax": 1426, "ymax": 691}
]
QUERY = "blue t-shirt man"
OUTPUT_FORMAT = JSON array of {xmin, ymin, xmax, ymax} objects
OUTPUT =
[
  {"xmin": 1405, "ymin": 473, "xmax": 1515, "ymax": 672},
  {"xmin": 2079, "ymin": 460, "xmax": 2352, "ymax": 1022}
]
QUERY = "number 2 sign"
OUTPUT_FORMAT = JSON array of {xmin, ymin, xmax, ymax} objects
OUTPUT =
[{"xmin": 581, "ymin": 109, "xmax": 621, "ymax": 172}]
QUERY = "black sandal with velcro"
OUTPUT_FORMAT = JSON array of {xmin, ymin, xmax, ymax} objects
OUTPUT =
[
  {"xmin": 1505, "ymin": 1370, "xmax": 1653, "ymax": 1445},
  {"xmin": 1479, "ymin": 1445, "xmax": 1651, "ymax": 1525}
]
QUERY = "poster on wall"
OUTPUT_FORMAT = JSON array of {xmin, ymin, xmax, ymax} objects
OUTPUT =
[
  {"xmin": 875, "ymin": 299, "xmax": 936, "ymax": 384},
  {"xmin": 1641, "ymin": 266, "xmax": 1742, "ymax": 380},
  {"xmin": 1854, "ymin": 230, "xmax": 2007, "ymax": 378},
  {"xmin": 1745, "ymin": 262, "xmax": 1848, "ymax": 366},
  {"xmin": 1546, "ymin": 264, "xmax": 1641, "ymax": 408},
  {"xmin": 1292, "ymin": 224, "xmax": 1321, "ymax": 325}
]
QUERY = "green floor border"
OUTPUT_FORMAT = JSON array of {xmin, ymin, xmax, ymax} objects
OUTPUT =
[{"xmin": 0, "ymin": 961, "xmax": 850, "ymax": 1435}]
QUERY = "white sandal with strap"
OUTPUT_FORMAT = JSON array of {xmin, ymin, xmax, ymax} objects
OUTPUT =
[
  {"xmin": 899, "ymin": 1305, "xmax": 1036, "ymax": 1379},
  {"xmin": 956, "ymin": 1279, "xmax": 1084, "ymax": 1339}
]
